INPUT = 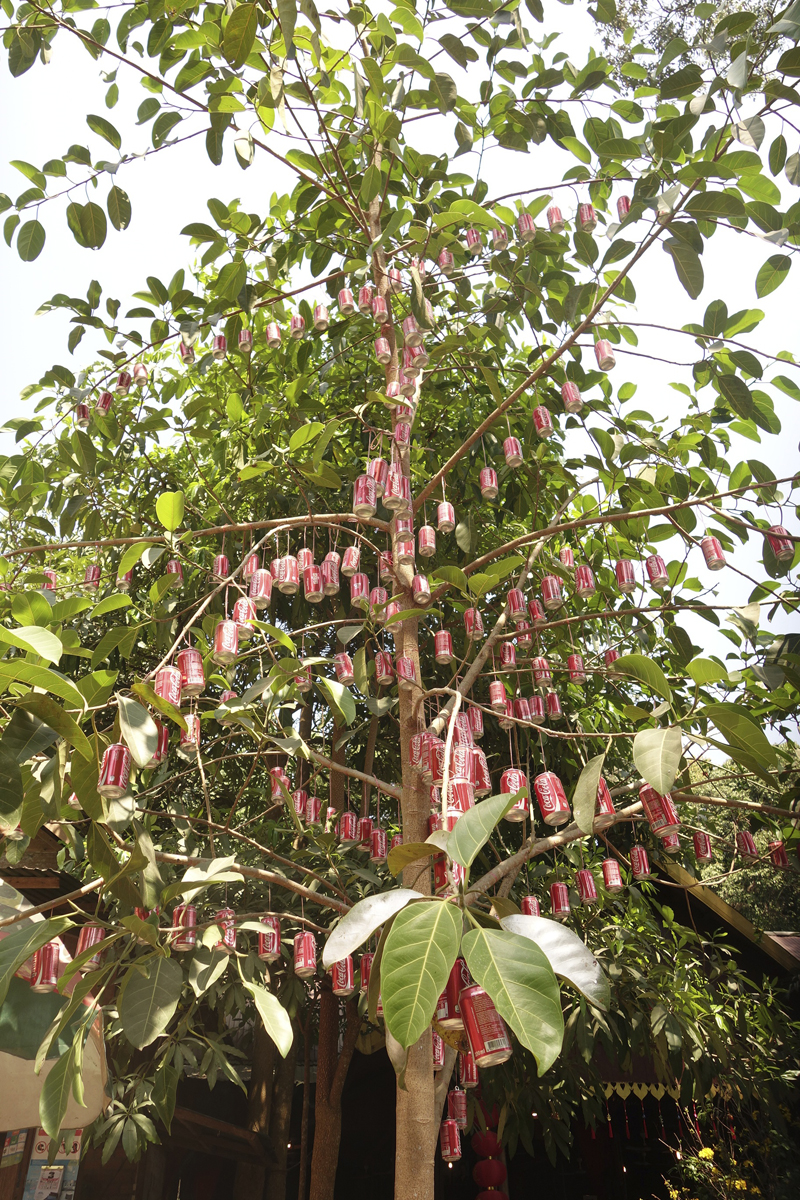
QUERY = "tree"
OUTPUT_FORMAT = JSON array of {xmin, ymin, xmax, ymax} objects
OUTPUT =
[{"xmin": 1, "ymin": 1, "xmax": 800, "ymax": 1198}]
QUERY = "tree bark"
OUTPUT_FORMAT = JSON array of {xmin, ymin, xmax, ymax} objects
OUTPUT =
[
  {"xmin": 232, "ymin": 1020, "xmax": 278, "ymax": 1200},
  {"xmin": 265, "ymin": 1036, "xmax": 299, "ymax": 1200},
  {"xmin": 297, "ymin": 1013, "xmax": 313, "ymax": 1200},
  {"xmin": 308, "ymin": 982, "xmax": 362, "ymax": 1200}
]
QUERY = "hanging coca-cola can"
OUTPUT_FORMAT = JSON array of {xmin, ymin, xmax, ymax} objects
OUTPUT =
[
  {"xmin": 233, "ymin": 596, "xmax": 257, "ymax": 639},
  {"xmin": 266, "ymin": 322, "xmax": 282, "ymax": 348},
  {"xmin": 412, "ymin": 574, "xmax": 432, "ymax": 607},
  {"xmin": 562, "ymin": 381, "xmax": 583, "ymax": 413},
  {"xmin": 432, "ymin": 1029, "xmax": 445, "ymax": 1070},
  {"xmin": 305, "ymin": 795, "xmax": 322, "ymax": 825},
  {"xmin": 239, "ymin": 329, "xmax": 253, "ymax": 354},
  {"xmin": 517, "ymin": 213, "xmax": 535, "ymax": 242},
  {"xmin": 448, "ymin": 1087, "xmax": 468, "ymax": 1130},
  {"xmin": 595, "ymin": 777, "xmax": 615, "ymax": 829},
  {"xmin": 453, "ymin": 713, "xmax": 473, "ymax": 747},
  {"xmin": 372, "ymin": 294, "xmax": 389, "ymax": 322},
  {"xmin": 534, "ymin": 772, "xmax": 571, "ymax": 826},
  {"xmin": 180, "ymin": 342, "xmax": 195, "ymax": 365},
  {"xmin": 602, "ymin": 858, "xmax": 624, "ymax": 892},
  {"xmin": 387, "ymin": 267, "xmax": 403, "ymax": 293},
  {"xmin": 339, "ymin": 811, "xmax": 358, "ymax": 844},
  {"xmin": 434, "ymin": 629, "xmax": 454, "ymax": 665},
  {"xmin": 177, "ymin": 714, "xmax": 201, "ymax": 761},
  {"xmin": 350, "ymin": 572, "xmax": 370, "ymax": 610},
  {"xmin": 367, "ymin": 457, "xmax": 389, "ymax": 496},
  {"xmin": 370, "ymin": 586, "xmax": 388, "ymax": 616},
  {"xmin": 292, "ymin": 788, "xmax": 308, "ymax": 817},
  {"xmin": 75, "ymin": 402, "xmax": 90, "ymax": 427},
  {"xmin": 604, "ymin": 648, "xmax": 620, "ymax": 671},
  {"xmin": 402, "ymin": 313, "xmax": 422, "ymax": 347},
  {"xmin": 370, "ymin": 827, "xmax": 388, "ymax": 862},
  {"xmin": 464, "ymin": 607, "xmax": 484, "ymax": 640},
  {"xmin": 116, "ymin": 370, "xmax": 132, "ymax": 396},
  {"xmin": 440, "ymin": 1119, "xmax": 462, "ymax": 1163},
  {"xmin": 492, "ymin": 227, "xmax": 509, "ymax": 252},
  {"xmin": 334, "ymin": 653, "xmax": 355, "ymax": 686},
  {"xmin": 693, "ymin": 831, "xmax": 713, "ymax": 864},
  {"xmin": 418, "ymin": 525, "xmax": 436, "ymax": 558},
  {"xmin": 437, "ymin": 957, "xmax": 471, "ymax": 1028},
  {"xmin": 96, "ymin": 390, "xmax": 114, "ymax": 415},
  {"xmin": 356, "ymin": 816, "xmax": 373, "ymax": 849},
  {"xmin": 528, "ymin": 598, "xmax": 547, "ymax": 626},
  {"xmin": 736, "ymin": 830, "xmax": 759, "ymax": 861},
  {"xmin": 76, "ymin": 923, "xmax": 106, "ymax": 966},
  {"xmin": 437, "ymin": 501, "xmax": 456, "ymax": 533},
  {"xmin": 353, "ymin": 474, "xmax": 377, "ymax": 518},
  {"xmin": 215, "ymin": 908, "xmax": 236, "ymax": 953},
  {"xmin": 258, "ymin": 915, "xmax": 281, "ymax": 962},
  {"xmin": 339, "ymin": 546, "xmax": 360, "ymax": 579},
  {"xmin": 701, "ymin": 535, "xmax": 726, "ymax": 571},
  {"xmin": 331, "ymin": 955, "xmax": 355, "ymax": 996},
  {"xmin": 212, "ymin": 619, "xmax": 237, "ymax": 667},
  {"xmin": 464, "ymin": 228, "xmax": 482, "ymax": 257},
  {"xmin": 568, "ymin": 653, "xmax": 586, "ymax": 683},
  {"xmin": 338, "ymin": 288, "xmax": 356, "ymax": 316},
  {"xmin": 479, "ymin": 467, "xmax": 499, "ymax": 500},
  {"xmin": 506, "ymin": 588, "xmax": 526, "ymax": 623},
  {"xmin": 393, "ymin": 420, "xmax": 411, "ymax": 447},
  {"xmin": 383, "ymin": 468, "xmax": 407, "ymax": 511},
  {"xmin": 615, "ymin": 559, "xmax": 636, "ymax": 593},
  {"xmin": 30, "ymin": 943, "xmax": 60, "ymax": 993},
  {"xmin": 296, "ymin": 665, "xmax": 313, "ymax": 693},
  {"xmin": 550, "ymin": 881, "xmax": 570, "ymax": 920},
  {"xmin": 177, "ymin": 647, "xmax": 205, "ymax": 697},
  {"xmin": 645, "ymin": 554, "xmax": 669, "ymax": 589},
  {"xmin": 766, "ymin": 525, "xmax": 795, "ymax": 562},
  {"xmin": 529, "ymin": 695, "xmax": 546, "ymax": 724},
  {"xmin": 212, "ymin": 553, "xmax": 230, "ymax": 581},
  {"xmin": 449, "ymin": 777, "xmax": 475, "ymax": 813},
  {"xmin": 270, "ymin": 766, "xmax": 289, "ymax": 801},
  {"xmin": 533, "ymin": 406, "xmax": 554, "ymax": 439},
  {"xmin": 313, "ymin": 304, "xmax": 329, "ymax": 331},
  {"xmin": 438, "ymin": 248, "xmax": 455, "ymax": 275},
  {"xmin": 630, "ymin": 844, "xmax": 652, "ymax": 880},
  {"xmin": 541, "ymin": 575, "xmax": 563, "ymax": 610},
  {"xmin": 165, "ymin": 559, "xmax": 183, "ymax": 587},
  {"xmin": 277, "ymin": 555, "xmax": 300, "ymax": 594},
  {"xmin": 499, "ymin": 700, "xmax": 515, "ymax": 730},
  {"xmin": 468, "ymin": 706, "xmax": 484, "ymax": 740},
  {"xmin": 392, "ymin": 515, "xmax": 414, "ymax": 540},
  {"xmin": 429, "ymin": 740, "xmax": 446, "ymax": 787},
  {"xmin": 403, "ymin": 345, "xmax": 424, "ymax": 377},
  {"xmin": 302, "ymin": 565, "xmax": 323, "ymax": 604},
  {"xmin": 520, "ymin": 895, "xmax": 540, "ymax": 917},
  {"xmin": 501, "ymin": 768, "xmax": 529, "ymax": 822},
  {"xmin": 360, "ymin": 952, "xmax": 374, "ymax": 991},
  {"xmin": 321, "ymin": 558, "xmax": 340, "ymax": 596},
  {"xmin": 357, "ymin": 284, "xmax": 373, "ymax": 315},
  {"xmin": 531, "ymin": 656, "xmax": 551, "ymax": 686},
  {"xmin": 514, "ymin": 696, "xmax": 531, "ymax": 724},
  {"xmin": 503, "ymin": 436, "xmax": 523, "ymax": 467},
  {"xmin": 98, "ymin": 743, "xmax": 132, "ymax": 799},
  {"xmin": 577, "ymin": 202, "xmax": 597, "ymax": 231},
  {"xmin": 460, "ymin": 983, "xmax": 513, "ymax": 1066},
  {"xmin": 595, "ymin": 339, "xmax": 616, "ymax": 371},
  {"xmin": 639, "ymin": 785, "xmax": 680, "ymax": 837},
  {"xmin": 500, "ymin": 641, "xmax": 516, "ymax": 669},
  {"xmin": 374, "ymin": 651, "xmax": 395, "ymax": 686},
  {"xmin": 575, "ymin": 565, "xmax": 596, "ymax": 598},
  {"xmin": 289, "ymin": 314, "xmax": 306, "ymax": 339},
  {"xmin": 375, "ymin": 551, "xmax": 392, "ymax": 583},
  {"xmin": 155, "ymin": 665, "xmax": 182, "ymax": 708},
  {"xmin": 212, "ymin": 334, "xmax": 227, "ymax": 360},
  {"xmin": 576, "ymin": 868, "xmax": 598, "ymax": 905},
  {"xmin": 294, "ymin": 931, "xmax": 317, "ymax": 977},
  {"xmin": 545, "ymin": 692, "xmax": 562, "ymax": 721},
  {"xmin": 557, "ymin": 548, "xmax": 574, "ymax": 571},
  {"xmin": 547, "ymin": 205, "xmax": 565, "ymax": 233},
  {"xmin": 472, "ymin": 747, "xmax": 491, "ymax": 797},
  {"xmin": 489, "ymin": 680, "xmax": 506, "ymax": 712},
  {"xmin": 172, "ymin": 904, "xmax": 197, "ymax": 951},
  {"xmin": 396, "ymin": 656, "xmax": 417, "ymax": 689},
  {"xmin": 768, "ymin": 840, "xmax": 789, "ymax": 869},
  {"xmin": 83, "ymin": 563, "xmax": 101, "ymax": 591},
  {"xmin": 386, "ymin": 600, "xmax": 402, "ymax": 623},
  {"xmin": 617, "ymin": 195, "xmax": 631, "ymax": 220},
  {"xmin": 374, "ymin": 337, "xmax": 392, "ymax": 365},
  {"xmin": 42, "ymin": 568, "xmax": 57, "ymax": 594},
  {"xmin": 459, "ymin": 1048, "xmax": 479, "ymax": 1088},
  {"xmin": 395, "ymin": 537, "xmax": 415, "ymax": 567},
  {"xmin": 662, "ymin": 833, "xmax": 681, "ymax": 855}
]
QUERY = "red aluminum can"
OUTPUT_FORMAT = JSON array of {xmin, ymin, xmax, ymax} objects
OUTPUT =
[
  {"xmin": 662, "ymin": 833, "xmax": 681, "ymax": 854},
  {"xmin": 216, "ymin": 908, "xmax": 236, "ymax": 953},
  {"xmin": 500, "ymin": 641, "xmax": 516, "ymax": 669},
  {"xmin": 212, "ymin": 335, "xmax": 227, "ymax": 360},
  {"xmin": 448, "ymin": 777, "xmax": 475, "ymax": 813},
  {"xmin": 165, "ymin": 559, "xmax": 184, "ymax": 587},
  {"xmin": 83, "ymin": 563, "xmax": 101, "ymax": 591},
  {"xmin": 499, "ymin": 699, "xmax": 515, "ymax": 730},
  {"xmin": 617, "ymin": 195, "xmax": 631, "ymax": 219},
  {"xmin": 520, "ymin": 895, "xmax": 540, "ymax": 916},
  {"xmin": 297, "ymin": 548, "xmax": 313, "ymax": 573},
  {"xmin": 360, "ymin": 952, "xmax": 374, "ymax": 992},
  {"xmin": 404, "ymin": 344, "xmax": 425, "ymax": 376},
  {"xmin": 541, "ymin": 575, "xmax": 563, "ymax": 610},
  {"xmin": 292, "ymin": 788, "xmax": 308, "ymax": 817},
  {"xmin": 303, "ymin": 565, "xmax": 324, "ymax": 604},
  {"xmin": 248, "ymin": 569, "xmax": 272, "ymax": 609},
  {"xmin": 242, "ymin": 553, "xmax": 260, "ymax": 580},
  {"xmin": 378, "ymin": 549, "xmax": 394, "ymax": 580},
  {"xmin": 595, "ymin": 339, "xmax": 616, "ymax": 371},
  {"xmin": 374, "ymin": 337, "xmax": 391, "ymax": 365},
  {"xmin": 338, "ymin": 287, "xmax": 355, "ymax": 316},
  {"xmin": 177, "ymin": 647, "xmax": 205, "ymax": 697},
  {"xmin": 528, "ymin": 598, "xmax": 547, "ymax": 626},
  {"xmin": 432, "ymin": 1030, "xmax": 445, "ymax": 1070},
  {"xmin": 370, "ymin": 586, "xmax": 388, "ymax": 614},
  {"xmin": 595, "ymin": 777, "xmax": 615, "ymax": 829},
  {"xmin": 465, "ymin": 227, "xmax": 483, "ymax": 256},
  {"xmin": 412, "ymin": 574, "xmax": 431, "ymax": 607},
  {"xmin": 560, "ymin": 547, "xmax": 574, "ymax": 569},
  {"xmin": 418, "ymin": 525, "xmax": 436, "ymax": 558},
  {"xmin": 768, "ymin": 840, "xmax": 789, "ymax": 869},
  {"xmin": 531, "ymin": 656, "xmax": 551, "ymax": 686},
  {"xmin": 295, "ymin": 667, "xmax": 312, "ymax": 695},
  {"xmin": 383, "ymin": 468, "xmax": 409, "ymax": 511},
  {"xmin": 459, "ymin": 1047, "xmax": 479, "ymax": 1088},
  {"xmin": 276, "ymin": 555, "xmax": 300, "ymax": 594},
  {"xmin": 503, "ymin": 436, "xmax": 523, "ymax": 467},
  {"xmin": 438, "ymin": 248, "xmax": 455, "ymax": 275},
  {"xmin": 305, "ymin": 795, "xmax": 322, "ymax": 825},
  {"xmin": 155, "ymin": 665, "xmax": 182, "ymax": 708},
  {"xmin": 350, "ymin": 572, "xmax": 370, "ymax": 610},
  {"xmin": 290, "ymin": 314, "xmax": 306, "ymax": 339},
  {"xmin": 393, "ymin": 512, "xmax": 413, "ymax": 538},
  {"xmin": 514, "ymin": 696, "xmax": 531, "ymax": 724},
  {"xmin": 489, "ymin": 680, "xmax": 506, "ymax": 712},
  {"xmin": 239, "ymin": 329, "xmax": 253, "ymax": 354},
  {"xmin": 533, "ymin": 405, "xmax": 554, "ymax": 439},
  {"xmin": 233, "ymin": 596, "xmax": 256, "ymax": 638},
  {"xmin": 440, "ymin": 1119, "xmax": 462, "ymax": 1163},
  {"xmin": 370, "ymin": 827, "xmax": 387, "ymax": 862},
  {"xmin": 501, "ymin": 768, "xmax": 528, "ymax": 822},
  {"xmin": 353, "ymin": 474, "xmax": 377, "ymax": 518},
  {"xmin": 356, "ymin": 816, "xmax": 373, "ymax": 849},
  {"xmin": 529, "ymin": 695, "xmax": 545, "ymax": 724},
  {"xmin": 517, "ymin": 213, "xmax": 535, "ymax": 242},
  {"xmin": 339, "ymin": 810, "xmax": 358, "ymax": 844},
  {"xmin": 42, "ymin": 568, "xmax": 57, "ymax": 593},
  {"xmin": 98, "ymin": 743, "xmax": 132, "ymax": 799},
  {"xmin": 374, "ymin": 651, "xmax": 394, "ymax": 686},
  {"xmin": 562, "ymin": 381, "xmax": 582, "ymax": 413},
  {"xmin": 448, "ymin": 1088, "xmax": 468, "ymax": 1130},
  {"xmin": 372, "ymin": 294, "xmax": 389, "ymax": 321},
  {"xmin": 547, "ymin": 205, "xmax": 565, "ymax": 232},
  {"xmin": 604, "ymin": 648, "xmax": 620, "ymax": 671},
  {"xmin": 630, "ymin": 844, "xmax": 652, "ymax": 879},
  {"xmin": 313, "ymin": 304, "xmax": 329, "ymax": 331},
  {"xmin": 550, "ymin": 881, "xmax": 571, "ymax": 920},
  {"xmin": 468, "ymin": 705, "xmax": 484, "ymax": 739},
  {"xmin": 693, "ymin": 831, "xmax": 713, "ymax": 864},
  {"xmin": 736, "ymin": 830, "xmax": 759, "ymax": 861},
  {"xmin": 331, "ymin": 955, "xmax": 355, "ymax": 995},
  {"xmin": 394, "ymin": 402, "xmax": 415, "ymax": 425},
  {"xmin": 437, "ymin": 501, "xmax": 456, "ymax": 533},
  {"xmin": 578, "ymin": 202, "xmax": 597, "ymax": 231},
  {"xmin": 76, "ymin": 924, "xmax": 106, "ymax": 966},
  {"xmin": 213, "ymin": 554, "xmax": 230, "ymax": 581},
  {"xmin": 367, "ymin": 456, "xmax": 389, "ymax": 496},
  {"xmin": 387, "ymin": 267, "xmax": 403, "ymax": 293},
  {"xmin": 460, "ymin": 983, "xmax": 513, "ymax": 1066},
  {"xmin": 602, "ymin": 859, "xmax": 624, "ymax": 892},
  {"xmin": 472, "ymin": 747, "xmax": 492, "ymax": 795},
  {"xmin": 334, "ymin": 653, "xmax": 355, "ymax": 686},
  {"xmin": 492, "ymin": 227, "xmax": 509, "ymax": 251},
  {"xmin": 386, "ymin": 600, "xmax": 402, "ymax": 623},
  {"xmin": 173, "ymin": 904, "xmax": 197, "ymax": 951},
  {"xmin": 75, "ymin": 402, "xmax": 90, "ymax": 427},
  {"xmin": 701, "ymin": 535, "xmax": 726, "ymax": 571},
  {"xmin": 358, "ymin": 284, "xmax": 373, "ymax": 315},
  {"xmin": 396, "ymin": 656, "xmax": 417, "ymax": 689},
  {"xmin": 480, "ymin": 466, "xmax": 498, "ymax": 500},
  {"xmin": 545, "ymin": 692, "xmax": 562, "ymax": 721},
  {"xmin": 410, "ymin": 731, "xmax": 425, "ymax": 771},
  {"xmin": 180, "ymin": 342, "xmax": 195, "ymax": 364},
  {"xmin": 767, "ymin": 525, "xmax": 794, "ymax": 562},
  {"xmin": 639, "ymin": 785, "xmax": 680, "ymax": 837},
  {"xmin": 96, "ymin": 390, "xmax": 113, "ymax": 415},
  {"xmin": 395, "ymin": 538, "xmax": 415, "ymax": 566},
  {"xmin": 576, "ymin": 868, "xmax": 598, "ymax": 905},
  {"xmin": 534, "ymin": 771, "xmax": 571, "ymax": 826},
  {"xmin": 437, "ymin": 957, "xmax": 472, "ymax": 1028},
  {"xmin": 575, "ymin": 565, "xmax": 595, "ymax": 597},
  {"xmin": 270, "ymin": 766, "xmax": 289, "ymax": 801},
  {"xmin": 258, "ymin": 915, "xmax": 281, "ymax": 962},
  {"xmin": 568, "ymin": 653, "xmax": 586, "ymax": 683},
  {"xmin": 177, "ymin": 714, "xmax": 201, "ymax": 761},
  {"xmin": 321, "ymin": 558, "xmax": 340, "ymax": 595},
  {"xmin": 506, "ymin": 588, "xmax": 526, "ymax": 622},
  {"xmin": 402, "ymin": 314, "xmax": 422, "ymax": 346},
  {"xmin": 31, "ymin": 942, "xmax": 60, "ymax": 993},
  {"xmin": 453, "ymin": 713, "xmax": 473, "ymax": 745},
  {"xmin": 217, "ymin": 691, "xmax": 238, "ymax": 724},
  {"xmin": 646, "ymin": 554, "xmax": 669, "ymax": 588},
  {"xmin": 464, "ymin": 608, "xmax": 484, "ymax": 640},
  {"xmin": 294, "ymin": 931, "xmax": 317, "ymax": 977},
  {"xmin": 615, "ymin": 559, "xmax": 636, "ymax": 593},
  {"xmin": 116, "ymin": 370, "xmax": 132, "ymax": 396}
]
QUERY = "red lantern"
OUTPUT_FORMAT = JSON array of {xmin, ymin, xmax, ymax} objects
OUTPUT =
[
  {"xmin": 534, "ymin": 772, "xmax": 571, "ymax": 826},
  {"xmin": 294, "ymin": 931, "xmax": 317, "ymax": 977},
  {"xmin": 472, "ymin": 1129, "xmax": 501, "ymax": 1157},
  {"xmin": 550, "ymin": 881, "xmax": 570, "ymax": 920},
  {"xmin": 472, "ymin": 1160, "xmax": 507, "ymax": 1189},
  {"xmin": 98, "ymin": 744, "xmax": 132, "ymax": 799}
]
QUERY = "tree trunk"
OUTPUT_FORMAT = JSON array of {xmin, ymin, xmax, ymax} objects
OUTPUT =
[
  {"xmin": 265, "ymin": 1036, "xmax": 299, "ymax": 1200},
  {"xmin": 297, "ymin": 1014, "xmax": 313, "ymax": 1200},
  {"xmin": 233, "ymin": 1018, "xmax": 278, "ymax": 1200},
  {"xmin": 308, "ymin": 982, "xmax": 362, "ymax": 1200}
]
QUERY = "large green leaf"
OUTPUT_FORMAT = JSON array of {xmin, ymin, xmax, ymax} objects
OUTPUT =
[
  {"xmin": 0, "ymin": 624, "xmax": 63, "ymax": 664},
  {"xmin": 686, "ymin": 658, "xmax": 728, "ymax": 686},
  {"xmin": 15, "ymin": 694, "xmax": 92, "ymax": 760},
  {"xmin": 0, "ymin": 663, "xmax": 85, "ymax": 710},
  {"xmin": 155, "ymin": 491, "xmax": 185, "ymax": 531},
  {"xmin": 500, "ymin": 914, "xmax": 610, "ymax": 1010},
  {"xmin": 614, "ymin": 653, "xmax": 672, "ymax": 701},
  {"xmin": 240, "ymin": 976, "xmax": 293, "ymax": 1057},
  {"xmin": 663, "ymin": 239, "xmax": 704, "ymax": 298},
  {"xmin": 386, "ymin": 841, "xmax": 436, "ymax": 878},
  {"xmin": 0, "ymin": 917, "xmax": 74, "ymax": 1006},
  {"xmin": 316, "ymin": 676, "xmax": 356, "ymax": 726},
  {"xmin": 632, "ymin": 726, "xmax": 683, "ymax": 793},
  {"xmin": 701, "ymin": 704, "xmax": 779, "ymax": 769},
  {"xmin": 755, "ymin": 254, "xmax": 791, "ymax": 298},
  {"xmin": 0, "ymin": 706, "xmax": 59, "ymax": 762},
  {"xmin": 572, "ymin": 753, "xmax": 606, "ymax": 835},
  {"xmin": 119, "ymin": 957, "xmax": 183, "ymax": 1049},
  {"xmin": 321, "ymin": 889, "xmax": 421, "ymax": 968},
  {"xmin": 188, "ymin": 947, "xmax": 229, "ymax": 998},
  {"xmin": 0, "ymin": 747, "xmax": 23, "ymax": 824},
  {"xmin": 447, "ymin": 793, "xmax": 517, "ymax": 869},
  {"xmin": 381, "ymin": 899, "xmax": 462, "ymax": 1049},
  {"xmin": 39, "ymin": 1039, "xmax": 79, "ymax": 1139},
  {"xmin": 116, "ymin": 694, "xmax": 159, "ymax": 769},
  {"xmin": 461, "ymin": 927, "xmax": 563, "ymax": 1074}
]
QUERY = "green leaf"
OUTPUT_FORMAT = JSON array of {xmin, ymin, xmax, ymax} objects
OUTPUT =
[
  {"xmin": 87, "ymin": 113, "xmax": 121, "ymax": 150},
  {"xmin": 239, "ymin": 974, "xmax": 293, "ymax": 1057},
  {"xmin": 632, "ymin": 726, "xmax": 682, "ymax": 793},
  {"xmin": 80, "ymin": 203, "xmax": 107, "ymax": 249},
  {"xmin": 277, "ymin": 0, "xmax": 297, "ymax": 52},
  {"xmin": 572, "ymin": 753, "xmax": 606, "ymax": 835},
  {"xmin": 155, "ymin": 491, "xmax": 185, "ymax": 531},
  {"xmin": 223, "ymin": 3, "xmax": 258, "ymax": 69},
  {"xmin": 152, "ymin": 112, "xmax": 182, "ymax": 149},
  {"xmin": 188, "ymin": 946, "xmax": 229, "ymax": 998},
  {"xmin": 0, "ymin": 624, "xmax": 63, "ymax": 664},
  {"xmin": 431, "ymin": 565, "xmax": 469, "ymax": 594},
  {"xmin": 0, "ymin": 916, "xmax": 73, "ymax": 1006},
  {"xmin": 14, "ymin": 694, "xmax": 92, "ymax": 760},
  {"xmin": 718, "ymin": 374, "xmax": 753, "ymax": 420},
  {"xmin": 132, "ymin": 682, "xmax": 187, "ymax": 731},
  {"xmin": 117, "ymin": 541, "xmax": 156, "ymax": 578},
  {"xmin": 1, "ymin": 706, "xmax": 59, "ymax": 762},
  {"xmin": 755, "ymin": 255, "xmax": 791, "ymax": 298},
  {"xmin": 664, "ymin": 240, "xmax": 704, "ymax": 298},
  {"xmin": 116, "ymin": 694, "xmax": 159, "ymax": 769},
  {"xmin": 613, "ymin": 653, "xmax": 672, "ymax": 701},
  {"xmin": 430, "ymin": 72, "xmax": 458, "ymax": 112},
  {"xmin": 387, "ymin": 841, "xmax": 437, "ymax": 877},
  {"xmin": 0, "ymin": 662, "xmax": 85, "ymax": 710},
  {"xmin": 701, "ymin": 703, "xmax": 779, "ymax": 769},
  {"xmin": 39, "ymin": 1040, "xmax": 79, "ymax": 1139},
  {"xmin": 151, "ymin": 1063, "xmax": 179, "ymax": 1132},
  {"xmin": 17, "ymin": 220, "xmax": 45, "ymax": 262},
  {"xmin": 560, "ymin": 136, "xmax": 591, "ymax": 164},
  {"xmin": 321, "ymin": 890, "xmax": 421, "ymax": 968},
  {"xmin": 461, "ymin": 927, "xmax": 563, "ymax": 1075},
  {"xmin": 119, "ymin": 957, "xmax": 183, "ymax": 1049},
  {"xmin": 316, "ymin": 676, "xmax": 356, "ymax": 726},
  {"xmin": 107, "ymin": 186, "xmax": 132, "ymax": 231},
  {"xmin": 686, "ymin": 658, "xmax": 728, "ymax": 686},
  {"xmin": 500, "ymin": 915, "xmax": 609, "ymax": 1010},
  {"xmin": 381, "ymin": 899, "xmax": 463, "ymax": 1049},
  {"xmin": 447, "ymin": 792, "xmax": 517, "ymax": 869},
  {"xmin": 684, "ymin": 191, "xmax": 746, "ymax": 221},
  {"xmin": 90, "ymin": 594, "xmax": 132, "ymax": 619},
  {"xmin": 160, "ymin": 855, "xmax": 243, "ymax": 905}
]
